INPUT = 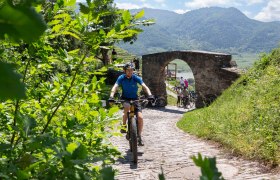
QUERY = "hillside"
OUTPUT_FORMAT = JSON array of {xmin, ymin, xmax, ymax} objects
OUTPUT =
[
  {"xmin": 177, "ymin": 47, "xmax": 280, "ymax": 166},
  {"xmin": 118, "ymin": 7, "xmax": 280, "ymax": 66}
]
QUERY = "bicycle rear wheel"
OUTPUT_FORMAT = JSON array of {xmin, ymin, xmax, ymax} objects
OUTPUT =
[
  {"xmin": 156, "ymin": 97, "xmax": 166, "ymax": 107},
  {"xmin": 189, "ymin": 97, "xmax": 195, "ymax": 108},
  {"xmin": 130, "ymin": 117, "xmax": 138, "ymax": 163}
]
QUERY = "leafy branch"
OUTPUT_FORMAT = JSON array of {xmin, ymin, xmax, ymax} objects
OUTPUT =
[
  {"xmin": 41, "ymin": 52, "xmax": 87, "ymax": 134},
  {"xmin": 192, "ymin": 153, "xmax": 224, "ymax": 180},
  {"xmin": 10, "ymin": 56, "xmax": 32, "ymax": 145}
]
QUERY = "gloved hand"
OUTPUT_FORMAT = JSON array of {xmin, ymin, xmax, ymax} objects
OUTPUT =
[
  {"xmin": 108, "ymin": 97, "xmax": 115, "ymax": 103},
  {"xmin": 147, "ymin": 95, "xmax": 155, "ymax": 101}
]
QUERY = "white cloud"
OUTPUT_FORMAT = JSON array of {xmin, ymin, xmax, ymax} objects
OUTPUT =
[
  {"xmin": 174, "ymin": 9, "xmax": 190, "ymax": 14},
  {"xmin": 153, "ymin": 0, "xmax": 166, "ymax": 8},
  {"xmin": 254, "ymin": 0, "xmax": 280, "ymax": 22},
  {"xmin": 115, "ymin": 3, "xmax": 153, "ymax": 9},
  {"xmin": 246, "ymin": 0, "xmax": 264, "ymax": 5},
  {"xmin": 242, "ymin": 10, "xmax": 253, "ymax": 18},
  {"xmin": 154, "ymin": 0, "xmax": 165, "ymax": 2},
  {"xmin": 184, "ymin": 0, "xmax": 266, "ymax": 9},
  {"xmin": 115, "ymin": 3, "xmax": 141, "ymax": 9},
  {"xmin": 184, "ymin": 0, "xmax": 233, "ymax": 9}
]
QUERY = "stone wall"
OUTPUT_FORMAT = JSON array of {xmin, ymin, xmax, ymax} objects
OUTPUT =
[{"xmin": 142, "ymin": 50, "xmax": 240, "ymax": 108}]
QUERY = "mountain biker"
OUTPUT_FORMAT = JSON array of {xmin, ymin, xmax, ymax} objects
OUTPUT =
[
  {"xmin": 176, "ymin": 87, "xmax": 182, "ymax": 107},
  {"xmin": 182, "ymin": 87, "xmax": 190, "ymax": 108},
  {"xmin": 184, "ymin": 79, "xmax": 188, "ymax": 89},
  {"xmin": 109, "ymin": 63, "xmax": 154, "ymax": 146},
  {"xmin": 180, "ymin": 77, "xmax": 185, "ymax": 88}
]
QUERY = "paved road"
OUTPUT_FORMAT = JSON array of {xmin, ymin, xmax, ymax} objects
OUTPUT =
[{"xmin": 111, "ymin": 106, "xmax": 279, "ymax": 180}]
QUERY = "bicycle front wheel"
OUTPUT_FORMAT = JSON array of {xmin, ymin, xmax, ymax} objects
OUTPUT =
[{"xmin": 130, "ymin": 117, "xmax": 138, "ymax": 163}]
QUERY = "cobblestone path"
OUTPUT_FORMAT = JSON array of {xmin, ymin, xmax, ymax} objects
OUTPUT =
[{"xmin": 111, "ymin": 106, "xmax": 279, "ymax": 180}]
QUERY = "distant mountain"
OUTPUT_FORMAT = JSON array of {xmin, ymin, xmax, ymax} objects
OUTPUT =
[{"xmin": 118, "ymin": 7, "xmax": 280, "ymax": 56}]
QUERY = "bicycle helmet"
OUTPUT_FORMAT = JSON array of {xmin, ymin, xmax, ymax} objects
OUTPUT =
[{"xmin": 123, "ymin": 62, "xmax": 134, "ymax": 70}]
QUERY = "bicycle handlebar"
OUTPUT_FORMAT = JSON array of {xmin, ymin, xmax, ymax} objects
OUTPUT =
[{"xmin": 108, "ymin": 98, "xmax": 150, "ymax": 105}]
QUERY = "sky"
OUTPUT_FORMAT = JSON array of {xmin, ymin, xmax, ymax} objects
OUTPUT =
[{"xmin": 77, "ymin": 0, "xmax": 280, "ymax": 22}]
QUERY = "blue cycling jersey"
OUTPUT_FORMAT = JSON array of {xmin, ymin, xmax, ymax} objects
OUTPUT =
[{"xmin": 116, "ymin": 74, "xmax": 143, "ymax": 99}]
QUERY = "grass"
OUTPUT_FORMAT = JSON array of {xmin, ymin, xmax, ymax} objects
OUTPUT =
[
  {"xmin": 167, "ymin": 94, "xmax": 177, "ymax": 106},
  {"xmin": 177, "ymin": 47, "xmax": 280, "ymax": 166}
]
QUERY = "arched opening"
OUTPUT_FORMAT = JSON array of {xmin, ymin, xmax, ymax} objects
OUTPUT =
[{"xmin": 165, "ymin": 59, "xmax": 196, "ymax": 108}]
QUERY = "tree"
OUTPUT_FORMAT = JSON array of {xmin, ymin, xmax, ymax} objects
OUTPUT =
[
  {"xmin": 0, "ymin": 0, "xmax": 151, "ymax": 178},
  {"xmin": 79, "ymin": 0, "xmax": 153, "ymax": 65}
]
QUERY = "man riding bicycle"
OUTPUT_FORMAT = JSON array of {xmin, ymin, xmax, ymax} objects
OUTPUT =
[{"xmin": 109, "ymin": 63, "xmax": 154, "ymax": 146}]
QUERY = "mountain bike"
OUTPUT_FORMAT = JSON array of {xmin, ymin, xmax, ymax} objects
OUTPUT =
[
  {"xmin": 189, "ymin": 90, "xmax": 197, "ymax": 108},
  {"xmin": 109, "ymin": 98, "xmax": 149, "ymax": 164},
  {"xmin": 182, "ymin": 95, "xmax": 190, "ymax": 108},
  {"xmin": 139, "ymin": 94, "xmax": 166, "ymax": 107},
  {"xmin": 150, "ymin": 96, "xmax": 166, "ymax": 107}
]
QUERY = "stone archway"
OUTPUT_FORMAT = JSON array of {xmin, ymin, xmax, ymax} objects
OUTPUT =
[{"xmin": 142, "ymin": 50, "xmax": 240, "ymax": 108}]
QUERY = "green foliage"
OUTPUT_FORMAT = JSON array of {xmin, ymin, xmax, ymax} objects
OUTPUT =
[
  {"xmin": 178, "ymin": 47, "xmax": 280, "ymax": 165},
  {"xmin": 0, "ymin": 0, "xmax": 46, "ymax": 100},
  {"xmin": 0, "ymin": 61, "xmax": 26, "ymax": 99},
  {"xmin": 192, "ymin": 153, "xmax": 224, "ymax": 180},
  {"xmin": 158, "ymin": 166, "xmax": 166, "ymax": 180},
  {"xmin": 0, "ymin": 0, "xmax": 47, "ymax": 42},
  {"xmin": 0, "ymin": 0, "xmax": 150, "ymax": 179}
]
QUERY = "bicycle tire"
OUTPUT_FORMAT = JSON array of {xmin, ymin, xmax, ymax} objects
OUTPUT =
[
  {"xmin": 189, "ymin": 101, "xmax": 195, "ymax": 108},
  {"xmin": 127, "ymin": 113, "xmax": 132, "ymax": 152},
  {"xmin": 189, "ymin": 97, "xmax": 195, "ymax": 108},
  {"xmin": 130, "ymin": 117, "xmax": 138, "ymax": 163}
]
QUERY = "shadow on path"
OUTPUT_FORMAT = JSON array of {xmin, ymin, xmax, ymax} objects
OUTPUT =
[
  {"xmin": 146, "ymin": 107, "xmax": 189, "ymax": 114},
  {"xmin": 117, "ymin": 149, "xmax": 146, "ymax": 169}
]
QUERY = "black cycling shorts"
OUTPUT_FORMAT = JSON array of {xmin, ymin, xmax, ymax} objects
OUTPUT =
[{"xmin": 121, "ymin": 97, "xmax": 142, "ymax": 113}]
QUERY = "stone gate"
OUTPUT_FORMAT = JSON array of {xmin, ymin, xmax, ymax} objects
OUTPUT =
[{"xmin": 142, "ymin": 50, "xmax": 240, "ymax": 108}]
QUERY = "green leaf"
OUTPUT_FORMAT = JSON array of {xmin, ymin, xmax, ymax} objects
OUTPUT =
[
  {"xmin": 100, "ymin": 166, "xmax": 115, "ymax": 180},
  {"xmin": 24, "ymin": 161, "xmax": 41, "ymax": 172},
  {"xmin": 91, "ymin": 94, "xmax": 100, "ymax": 103},
  {"xmin": 66, "ymin": 116, "xmax": 76, "ymax": 129},
  {"xmin": 52, "ymin": 24, "xmax": 63, "ymax": 33},
  {"xmin": 23, "ymin": 116, "xmax": 37, "ymax": 136},
  {"xmin": 99, "ymin": 108, "xmax": 107, "ymax": 121},
  {"xmin": 79, "ymin": 3, "xmax": 90, "ymax": 14},
  {"xmin": 64, "ymin": 0, "xmax": 76, "ymax": 7},
  {"xmin": 72, "ymin": 143, "xmax": 88, "ymax": 159},
  {"xmin": 158, "ymin": 167, "xmax": 166, "ymax": 180},
  {"xmin": 122, "ymin": 10, "xmax": 131, "ymax": 26},
  {"xmin": 0, "ymin": 62, "xmax": 26, "ymax": 100},
  {"xmin": 89, "ymin": 110, "xmax": 99, "ymax": 117},
  {"xmin": 59, "ymin": 137, "xmax": 68, "ymax": 150},
  {"xmin": 17, "ymin": 153, "xmax": 36, "ymax": 169},
  {"xmin": 62, "ymin": 31, "xmax": 81, "ymax": 40},
  {"xmin": 68, "ymin": 49, "xmax": 80, "ymax": 55},
  {"xmin": 66, "ymin": 142, "xmax": 78, "ymax": 154},
  {"xmin": 192, "ymin": 153, "xmax": 224, "ymax": 180},
  {"xmin": 134, "ymin": 9, "xmax": 144, "ymax": 20},
  {"xmin": 108, "ymin": 106, "xmax": 119, "ymax": 116},
  {"xmin": 0, "ymin": 1, "xmax": 47, "ymax": 42},
  {"xmin": 16, "ymin": 170, "xmax": 30, "ymax": 179},
  {"xmin": 0, "ymin": 143, "xmax": 11, "ymax": 152}
]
